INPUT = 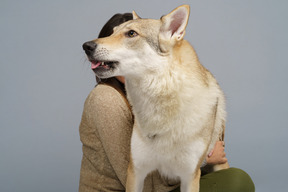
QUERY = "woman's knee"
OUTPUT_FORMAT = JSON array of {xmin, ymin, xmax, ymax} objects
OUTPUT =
[{"xmin": 225, "ymin": 168, "xmax": 255, "ymax": 192}]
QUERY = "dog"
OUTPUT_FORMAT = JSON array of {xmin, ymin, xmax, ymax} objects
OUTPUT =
[{"xmin": 83, "ymin": 5, "xmax": 229, "ymax": 192}]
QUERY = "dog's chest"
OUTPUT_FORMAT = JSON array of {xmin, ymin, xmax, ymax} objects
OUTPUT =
[
  {"xmin": 130, "ymin": 87, "xmax": 216, "ymax": 138},
  {"xmin": 132, "ymin": 127, "xmax": 207, "ymax": 178},
  {"xmin": 126, "ymin": 74, "xmax": 219, "ymax": 134}
]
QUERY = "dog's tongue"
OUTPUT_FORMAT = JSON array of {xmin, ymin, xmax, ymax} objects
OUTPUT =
[{"xmin": 91, "ymin": 62, "xmax": 101, "ymax": 69}]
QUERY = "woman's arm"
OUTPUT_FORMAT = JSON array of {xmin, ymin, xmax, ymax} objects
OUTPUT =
[{"xmin": 79, "ymin": 85, "xmax": 133, "ymax": 191}]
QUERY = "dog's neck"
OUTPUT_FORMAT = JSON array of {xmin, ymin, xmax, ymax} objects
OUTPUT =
[{"xmin": 124, "ymin": 63, "xmax": 186, "ymax": 134}]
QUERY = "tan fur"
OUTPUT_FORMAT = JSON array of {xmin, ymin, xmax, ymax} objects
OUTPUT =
[
  {"xmin": 126, "ymin": 155, "xmax": 136, "ymax": 191},
  {"xmin": 83, "ymin": 4, "xmax": 229, "ymax": 192}
]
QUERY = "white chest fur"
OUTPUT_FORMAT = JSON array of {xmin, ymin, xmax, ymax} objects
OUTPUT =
[{"xmin": 125, "ymin": 72, "xmax": 225, "ymax": 180}]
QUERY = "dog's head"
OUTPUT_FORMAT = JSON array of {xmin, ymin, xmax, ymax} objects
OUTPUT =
[{"xmin": 83, "ymin": 5, "xmax": 190, "ymax": 79}]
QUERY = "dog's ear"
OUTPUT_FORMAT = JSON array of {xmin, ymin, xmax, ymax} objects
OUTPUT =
[
  {"xmin": 160, "ymin": 5, "xmax": 190, "ymax": 40},
  {"xmin": 159, "ymin": 5, "xmax": 190, "ymax": 52},
  {"xmin": 132, "ymin": 11, "xmax": 141, "ymax": 20}
]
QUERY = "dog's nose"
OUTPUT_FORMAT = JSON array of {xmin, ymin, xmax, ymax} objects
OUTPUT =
[{"xmin": 82, "ymin": 41, "xmax": 97, "ymax": 55}]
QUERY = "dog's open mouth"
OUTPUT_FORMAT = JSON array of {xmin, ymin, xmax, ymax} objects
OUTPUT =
[{"xmin": 90, "ymin": 60, "xmax": 118, "ymax": 71}]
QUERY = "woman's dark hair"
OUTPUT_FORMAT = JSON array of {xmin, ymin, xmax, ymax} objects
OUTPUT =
[{"xmin": 98, "ymin": 13, "xmax": 133, "ymax": 38}]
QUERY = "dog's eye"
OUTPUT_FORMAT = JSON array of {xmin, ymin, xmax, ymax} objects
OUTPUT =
[{"xmin": 126, "ymin": 30, "xmax": 138, "ymax": 38}]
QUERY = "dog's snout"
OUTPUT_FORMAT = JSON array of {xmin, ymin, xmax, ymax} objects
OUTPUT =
[{"xmin": 82, "ymin": 41, "xmax": 97, "ymax": 55}]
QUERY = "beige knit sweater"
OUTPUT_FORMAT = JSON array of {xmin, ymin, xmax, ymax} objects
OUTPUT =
[{"xmin": 79, "ymin": 79, "xmax": 179, "ymax": 192}]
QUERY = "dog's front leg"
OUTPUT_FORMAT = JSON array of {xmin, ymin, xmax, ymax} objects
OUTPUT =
[
  {"xmin": 126, "ymin": 157, "xmax": 145, "ymax": 192},
  {"xmin": 180, "ymin": 168, "xmax": 201, "ymax": 192}
]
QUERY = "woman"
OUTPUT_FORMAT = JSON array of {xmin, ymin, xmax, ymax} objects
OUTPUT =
[{"xmin": 79, "ymin": 13, "xmax": 255, "ymax": 192}]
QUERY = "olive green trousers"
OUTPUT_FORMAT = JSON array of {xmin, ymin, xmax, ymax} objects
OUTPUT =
[{"xmin": 171, "ymin": 168, "xmax": 255, "ymax": 192}]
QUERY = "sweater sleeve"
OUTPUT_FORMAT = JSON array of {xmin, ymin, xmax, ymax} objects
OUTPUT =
[{"xmin": 79, "ymin": 85, "xmax": 133, "ymax": 191}]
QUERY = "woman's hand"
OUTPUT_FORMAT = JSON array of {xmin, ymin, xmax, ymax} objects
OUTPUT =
[{"xmin": 206, "ymin": 141, "xmax": 228, "ymax": 165}]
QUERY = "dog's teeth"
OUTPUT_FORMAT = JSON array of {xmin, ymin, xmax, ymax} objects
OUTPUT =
[{"xmin": 101, "ymin": 62, "xmax": 105, "ymax": 66}]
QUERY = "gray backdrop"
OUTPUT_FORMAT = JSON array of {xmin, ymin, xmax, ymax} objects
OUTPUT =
[{"xmin": 1, "ymin": 0, "xmax": 287, "ymax": 191}]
